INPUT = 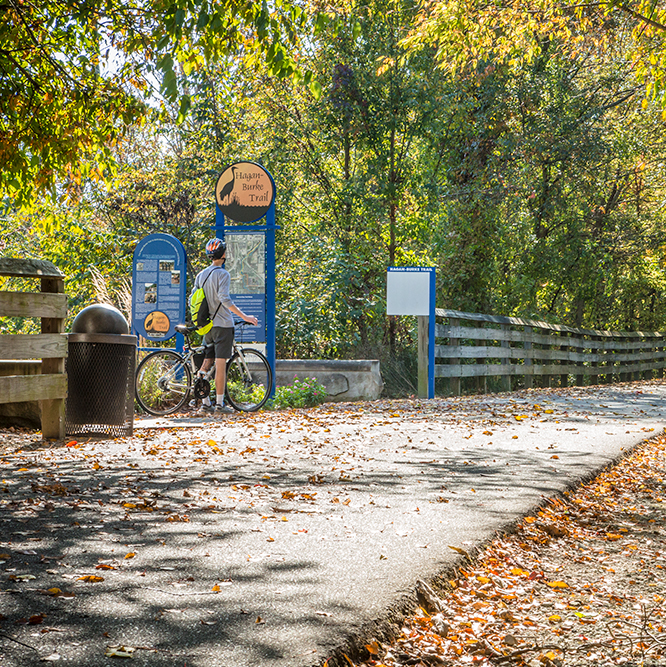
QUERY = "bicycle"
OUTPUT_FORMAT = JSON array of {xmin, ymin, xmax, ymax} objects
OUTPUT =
[{"xmin": 135, "ymin": 322, "xmax": 273, "ymax": 416}]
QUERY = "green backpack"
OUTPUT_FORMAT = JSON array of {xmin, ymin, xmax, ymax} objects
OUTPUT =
[{"xmin": 189, "ymin": 268, "xmax": 221, "ymax": 336}]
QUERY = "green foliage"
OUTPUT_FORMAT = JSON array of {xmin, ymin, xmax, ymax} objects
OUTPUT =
[
  {"xmin": 1, "ymin": 0, "xmax": 308, "ymax": 207},
  {"xmin": 5, "ymin": 0, "xmax": 666, "ymax": 399},
  {"xmin": 270, "ymin": 377, "xmax": 327, "ymax": 409}
]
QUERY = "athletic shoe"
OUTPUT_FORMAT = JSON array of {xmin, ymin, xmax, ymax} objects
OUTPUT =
[{"xmin": 214, "ymin": 404, "xmax": 234, "ymax": 414}]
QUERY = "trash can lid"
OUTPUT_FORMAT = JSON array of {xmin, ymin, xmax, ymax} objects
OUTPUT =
[{"xmin": 72, "ymin": 304, "xmax": 130, "ymax": 335}]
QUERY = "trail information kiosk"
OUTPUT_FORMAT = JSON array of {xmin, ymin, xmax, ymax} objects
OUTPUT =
[
  {"xmin": 214, "ymin": 161, "xmax": 277, "ymax": 391},
  {"xmin": 131, "ymin": 233, "xmax": 187, "ymax": 341}
]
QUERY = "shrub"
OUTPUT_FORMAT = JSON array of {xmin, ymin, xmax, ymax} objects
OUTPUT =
[{"xmin": 270, "ymin": 377, "xmax": 327, "ymax": 409}]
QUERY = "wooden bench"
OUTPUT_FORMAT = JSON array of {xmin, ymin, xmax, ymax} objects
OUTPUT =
[{"xmin": 0, "ymin": 258, "xmax": 68, "ymax": 438}]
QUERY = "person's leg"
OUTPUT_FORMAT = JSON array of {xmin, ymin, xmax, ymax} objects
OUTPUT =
[
  {"xmin": 212, "ymin": 327, "xmax": 234, "ymax": 410},
  {"xmin": 215, "ymin": 356, "xmax": 228, "ymax": 406}
]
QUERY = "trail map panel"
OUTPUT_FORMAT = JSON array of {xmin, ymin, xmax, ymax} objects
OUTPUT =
[{"xmin": 226, "ymin": 233, "xmax": 266, "ymax": 342}]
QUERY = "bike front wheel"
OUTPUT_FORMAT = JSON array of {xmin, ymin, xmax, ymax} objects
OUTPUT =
[
  {"xmin": 135, "ymin": 350, "xmax": 192, "ymax": 416},
  {"xmin": 225, "ymin": 349, "xmax": 272, "ymax": 412}
]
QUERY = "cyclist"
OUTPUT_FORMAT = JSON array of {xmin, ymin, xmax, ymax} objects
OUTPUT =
[{"xmin": 193, "ymin": 238, "xmax": 259, "ymax": 413}]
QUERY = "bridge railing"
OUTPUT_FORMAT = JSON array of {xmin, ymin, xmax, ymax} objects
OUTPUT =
[{"xmin": 435, "ymin": 308, "xmax": 666, "ymax": 395}]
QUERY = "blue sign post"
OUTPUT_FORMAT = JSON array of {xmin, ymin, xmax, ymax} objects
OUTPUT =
[
  {"xmin": 131, "ymin": 233, "xmax": 187, "ymax": 345},
  {"xmin": 386, "ymin": 266, "xmax": 436, "ymax": 399},
  {"xmin": 213, "ymin": 161, "xmax": 277, "ymax": 395}
]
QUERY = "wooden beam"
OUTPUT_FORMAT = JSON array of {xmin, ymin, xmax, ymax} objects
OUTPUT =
[
  {"xmin": 0, "ymin": 334, "xmax": 68, "ymax": 360},
  {"xmin": 0, "ymin": 292, "xmax": 67, "ymax": 319},
  {"xmin": 0, "ymin": 374, "xmax": 66, "ymax": 403}
]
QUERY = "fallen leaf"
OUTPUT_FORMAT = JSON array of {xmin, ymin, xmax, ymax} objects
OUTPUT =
[
  {"xmin": 546, "ymin": 581, "xmax": 568, "ymax": 589},
  {"xmin": 449, "ymin": 545, "xmax": 470, "ymax": 557},
  {"xmin": 124, "ymin": 553, "xmax": 135, "ymax": 559},
  {"xmin": 365, "ymin": 641, "xmax": 380, "ymax": 655},
  {"xmin": 105, "ymin": 646, "xmax": 135, "ymax": 658},
  {"xmin": 78, "ymin": 575, "xmax": 104, "ymax": 583}
]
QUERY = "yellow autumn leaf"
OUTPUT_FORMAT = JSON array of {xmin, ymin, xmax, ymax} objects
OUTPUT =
[
  {"xmin": 544, "ymin": 409, "xmax": 554, "ymax": 414},
  {"xmin": 548, "ymin": 614, "xmax": 562, "ymax": 623},
  {"xmin": 123, "ymin": 503, "xmax": 136, "ymax": 509},
  {"xmin": 212, "ymin": 584, "xmax": 221, "ymax": 592},
  {"xmin": 546, "ymin": 581, "xmax": 568, "ymax": 588},
  {"xmin": 365, "ymin": 641, "xmax": 380, "ymax": 655},
  {"xmin": 606, "ymin": 533, "xmax": 622, "ymax": 540},
  {"xmin": 124, "ymin": 552, "xmax": 135, "ymax": 559},
  {"xmin": 78, "ymin": 575, "xmax": 104, "ymax": 583}
]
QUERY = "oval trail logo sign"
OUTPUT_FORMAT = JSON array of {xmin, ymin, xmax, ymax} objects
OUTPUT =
[{"xmin": 215, "ymin": 161, "xmax": 275, "ymax": 224}]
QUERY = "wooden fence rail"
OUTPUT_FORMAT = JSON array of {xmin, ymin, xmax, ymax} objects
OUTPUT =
[
  {"xmin": 434, "ymin": 308, "xmax": 665, "ymax": 395},
  {"xmin": 0, "ymin": 258, "xmax": 67, "ymax": 438}
]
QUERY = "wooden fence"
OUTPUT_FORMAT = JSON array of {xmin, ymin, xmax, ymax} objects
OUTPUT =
[
  {"xmin": 0, "ymin": 258, "xmax": 68, "ymax": 438},
  {"xmin": 434, "ymin": 308, "xmax": 666, "ymax": 395}
]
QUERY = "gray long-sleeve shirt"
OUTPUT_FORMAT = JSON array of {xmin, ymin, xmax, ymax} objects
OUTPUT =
[{"xmin": 193, "ymin": 265, "xmax": 235, "ymax": 328}]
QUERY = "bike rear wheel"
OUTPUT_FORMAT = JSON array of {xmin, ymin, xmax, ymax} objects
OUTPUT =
[
  {"xmin": 135, "ymin": 350, "xmax": 192, "ymax": 416},
  {"xmin": 225, "ymin": 348, "xmax": 272, "ymax": 412}
]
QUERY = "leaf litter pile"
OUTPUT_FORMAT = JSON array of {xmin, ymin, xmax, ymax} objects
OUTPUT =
[{"xmin": 348, "ymin": 434, "xmax": 666, "ymax": 667}]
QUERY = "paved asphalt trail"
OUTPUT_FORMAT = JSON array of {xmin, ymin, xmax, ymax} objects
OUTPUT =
[{"xmin": 1, "ymin": 382, "xmax": 665, "ymax": 666}]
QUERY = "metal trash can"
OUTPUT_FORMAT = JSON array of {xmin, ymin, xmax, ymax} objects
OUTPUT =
[{"xmin": 65, "ymin": 333, "xmax": 137, "ymax": 437}]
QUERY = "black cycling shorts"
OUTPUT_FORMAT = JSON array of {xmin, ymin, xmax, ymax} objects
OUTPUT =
[{"xmin": 203, "ymin": 326, "xmax": 234, "ymax": 360}]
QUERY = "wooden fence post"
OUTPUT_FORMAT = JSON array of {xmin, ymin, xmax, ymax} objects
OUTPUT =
[
  {"xmin": 560, "ymin": 332, "xmax": 569, "ymax": 388},
  {"xmin": 575, "ymin": 332, "xmax": 584, "ymax": 386},
  {"xmin": 590, "ymin": 335, "xmax": 600, "ymax": 385},
  {"xmin": 40, "ymin": 276, "xmax": 66, "ymax": 439},
  {"xmin": 449, "ymin": 317, "xmax": 461, "ymax": 396},
  {"xmin": 500, "ymin": 324, "xmax": 511, "ymax": 392},
  {"xmin": 605, "ymin": 335, "xmax": 615, "ymax": 383},
  {"xmin": 524, "ymin": 326, "xmax": 533, "ymax": 389}
]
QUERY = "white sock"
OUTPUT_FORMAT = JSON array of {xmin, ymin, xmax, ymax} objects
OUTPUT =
[
  {"xmin": 216, "ymin": 395, "xmax": 225, "ymax": 406},
  {"xmin": 202, "ymin": 397, "xmax": 212, "ymax": 406}
]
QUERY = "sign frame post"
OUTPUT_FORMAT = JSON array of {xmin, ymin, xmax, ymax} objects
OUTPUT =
[{"xmin": 386, "ymin": 266, "xmax": 436, "ymax": 399}]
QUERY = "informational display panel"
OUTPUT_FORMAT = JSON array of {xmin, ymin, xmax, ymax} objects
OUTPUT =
[
  {"xmin": 386, "ymin": 267, "xmax": 434, "ymax": 316},
  {"xmin": 131, "ymin": 233, "xmax": 186, "ymax": 341},
  {"xmin": 387, "ymin": 266, "xmax": 436, "ymax": 399},
  {"xmin": 226, "ymin": 232, "xmax": 266, "ymax": 342}
]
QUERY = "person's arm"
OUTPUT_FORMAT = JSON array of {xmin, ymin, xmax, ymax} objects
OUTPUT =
[
  {"xmin": 217, "ymin": 270, "xmax": 258, "ymax": 326},
  {"xmin": 228, "ymin": 302, "xmax": 258, "ymax": 326}
]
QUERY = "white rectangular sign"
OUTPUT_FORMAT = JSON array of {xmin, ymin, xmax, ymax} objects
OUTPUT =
[{"xmin": 386, "ymin": 267, "xmax": 432, "ymax": 316}]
